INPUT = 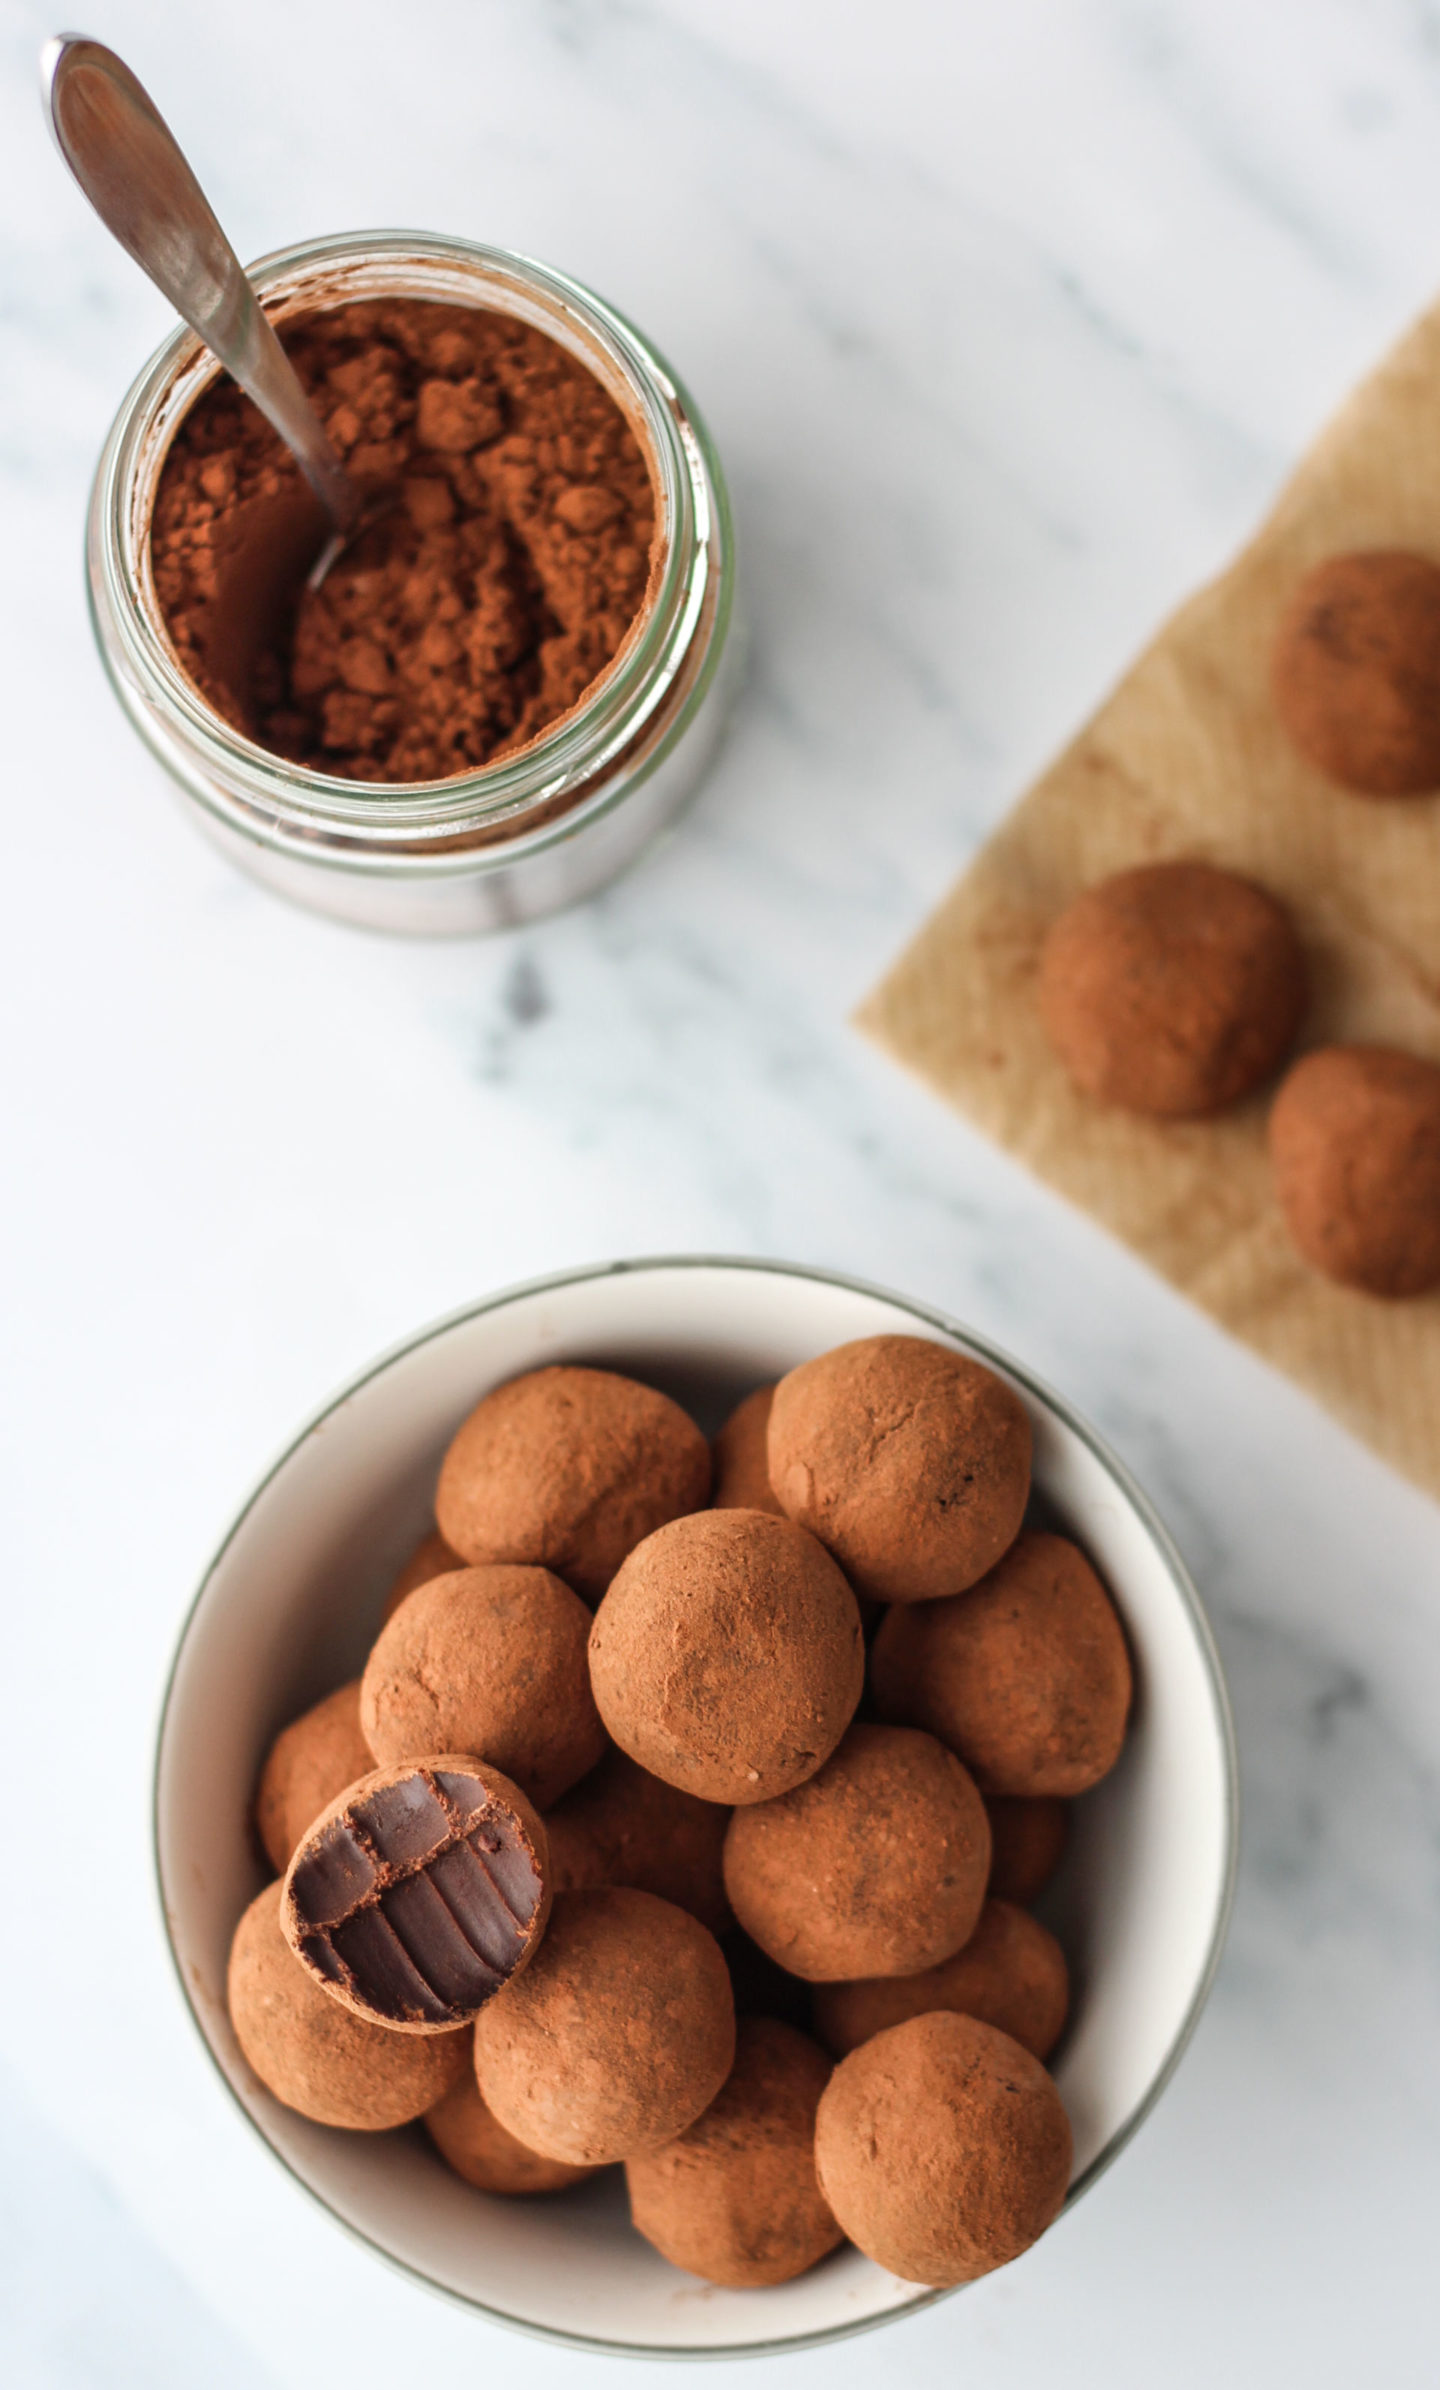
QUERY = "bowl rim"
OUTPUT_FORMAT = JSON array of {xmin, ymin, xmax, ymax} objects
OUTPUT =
[{"xmin": 153, "ymin": 1253, "xmax": 1240, "ymax": 2361}]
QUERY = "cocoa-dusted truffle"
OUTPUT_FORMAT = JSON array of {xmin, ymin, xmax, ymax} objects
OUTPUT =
[
  {"xmin": 435, "ymin": 1365, "xmax": 711, "ymax": 1604},
  {"xmin": 255, "ymin": 1681, "xmax": 373, "ymax": 1873},
  {"xmin": 228, "ymin": 1881, "xmax": 468, "ymax": 2129},
  {"xmin": 545, "ymin": 1747, "xmax": 732, "ymax": 1936},
  {"xmin": 424, "ymin": 2066, "xmax": 597, "ymax": 2195},
  {"xmin": 872, "ymin": 1533, "xmax": 1131, "ymax": 1798},
  {"xmin": 626, "ymin": 2017, "xmax": 843, "ymax": 2287},
  {"xmin": 589, "ymin": 1509, "xmax": 863, "ymax": 1805},
  {"xmin": 767, "ymin": 1336, "xmax": 1031, "ymax": 1605},
  {"xmin": 281, "ymin": 1756, "xmax": 550, "ymax": 2032},
  {"xmin": 1271, "ymin": 549, "xmax": 1440, "ymax": 795},
  {"xmin": 1269, "ymin": 1044, "xmax": 1440, "ymax": 1296},
  {"xmin": 722, "ymin": 1723, "xmax": 990, "ymax": 1981},
  {"xmin": 361, "ymin": 1564, "xmax": 604, "ymax": 1810},
  {"xmin": 381, "ymin": 1528, "xmax": 463, "ymax": 1626},
  {"xmin": 813, "ymin": 1898, "xmax": 1069, "ymax": 2063},
  {"xmin": 474, "ymin": 1887, "xmax": 735, "ymax": 2165},
  {"xmin": 711, "ymin": 1386, "xmax": 784, "ymax": 1513},
  {"xmin": 985, "ymin": 1795, "xmax": 1069, "ymax": 1906},
  {"xmin": 814, "ymin": 2011, "xmax": 1072, "ymax": 2286},
  {"xmin": 1039, "ymin": 861, "xmax": 1307, "ymax": 1117}
]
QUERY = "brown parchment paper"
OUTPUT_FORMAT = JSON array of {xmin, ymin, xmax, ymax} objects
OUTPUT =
[{"xmin": 858, "ymin": 298, "xmax": 1440, "ymax": 1503}]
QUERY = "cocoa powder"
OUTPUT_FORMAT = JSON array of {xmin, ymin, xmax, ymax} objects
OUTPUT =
[{"xmin": 151, "ymin": 297, "xmax": 656, "ymax": 783}]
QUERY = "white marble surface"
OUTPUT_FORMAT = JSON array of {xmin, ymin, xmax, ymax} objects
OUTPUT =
[{"xmin": 3, "ymin": 1, "xmax": 1439, "ymax": 2381}]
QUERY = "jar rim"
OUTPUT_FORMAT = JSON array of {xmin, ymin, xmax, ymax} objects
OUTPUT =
[{"xmin": 92, "ymin": 229, "xmax": 723, "ymax": 842}]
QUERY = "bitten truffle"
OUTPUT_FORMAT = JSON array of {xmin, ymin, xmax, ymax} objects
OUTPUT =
[
  {"xmin": 872, "ymin": 1533, "xmax": 1131, "ymax": 1797},
  {"xmin": 722, "ymin": 1723, "xmax": 990, "ymax": 1981},
  {"xmin": 814, "ymin": 2011, "xmax": 1072, "ymax": 2286},
  {"xmin": 1039, "ymin": 861, "xmax": 1307, "ymax": 1117},
  {"xmin": 626, "ymin": 2017, "xmax": 843, "ymax": 2287},
  {"xmin": 545, "ymin": 1747, "xmax": 732, "ymax": 1936},
  {"xmin": 474, "ymin": 1887, "xmax": 735, "ymax": 2165},
  {"xmin": 1271, "ymin": 549, "xmax": 1440, "ymax": 795},
  {"xmin": 255, "ymin": 1681, "xmax": 373, "ymax": 1873},
  {"xmin": 381, "ymin": 1528, "xmax": 463, "ymax": 1625},
  {"xmin": 228, "ymin": 1881, "xmax": 468, "ymax": 2129},
  {"xmin": 711, "ymin": 1386, "xmax": 785, "ymax": 1513},
  {"xmin": 812, "ymin": 1898, "xmax": 1069, "ymax": 2063},
  {"xmin": 589, "ymin": 1510, "xmax": 864, "ymax": 1805},
  {"xmin": 281, "ymin": 1756, "xmax": 550, "ymax": 2031},
  {"xmin": 984, "ymin": 1796, "xmax": 1069, "ymax": 1906},
  {"xmin": 1269, "ymin": 1044, "xmax": 1440, "ymax": 1296},
  {"xmin": 424, "ymin": 2066, "xmax": 597, "ymax": 2194},
  {"xmin": 767, "ymin": 1336, "xmax": 1032, "ymax": 1604},
  {"xmin": 361, "ymin": 1564, "xmax": 605, "ymax": 1810},
  {"xmin": 435, "ymin": 1366, "xmax": 711, "ymax": 1604}
]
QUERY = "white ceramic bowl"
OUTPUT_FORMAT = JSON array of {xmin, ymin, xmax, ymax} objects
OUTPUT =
[{"xmin": 155, "ymin": 1258, "xmax": 1238, "ymax": 2358}]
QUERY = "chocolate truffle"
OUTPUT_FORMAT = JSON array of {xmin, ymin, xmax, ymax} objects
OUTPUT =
[
  {"xmin": 228, "ymin": 1881, "xmax": 468, "ymax": 2129},
  {"xmin": 1271, "ymin": 549, "xmax": 1440, "ymax": 795},
  {"xmin": 381, "ymin": 1528, "xmax": 463, "ymax": 1625},
  {"xmin": 361, "ymin": 1564, "xmax": 605, "ymax": 1810},
  {"xmin": 711, "ymin": 1385, "xmax": 784, "ymax": 1513},
  {"xmin": 474, "ymin": 1887, "xmax": 735, "ymax": 2165},
  {"xmin": 424, "ymin": 2066, "xmax": 597, "ymax": 2195},
  {"xmin": 626, "ymin": 2017, "xmax": 843, "ymax": 2287},
  {"xmin": 281, "ymin": 1756, "xmax": 550, "ymax": 2032},
  {"xmin": 589, "ymin": 1509, "xmax": 864, "ymax": 1805},
  {"xmin": 254, "ymin": 1681, "xmax": 373, "ymax": 1874},
  {"xmin": 435, "ymin": 1365, "xmax": 711, "ymax": 1604},
  {"xmin": 1269, "ymin": 1044, "xmax": 1440, "ymax": 1296},
  {"xmin": 722, "ymin": 1723, "xmax": 990, "ymax": 1982},
  {"xmin": 814, "ymin": 2011, "xmax": 1072, "ymax": 2286},
  {"xmin": 812, "ymin": 1899, "xmax": 1069, "ymax": 2063},
  {"xmin": 1039, "ymin": 861, "xmax": 1307, "ymax": 1117},
  {"xmin": 984, "ymin": 1795, "xmax": 1069, "ymax": 1906},
  {"xmin": 872, "ymin": 1533, "xmax": 1131, "ymax": 1798},
  {"xmin": 545, "ymin": 1747, "xmax": 732, "ymax": 1936},
  {"xmin": 767, "ymin": 1336, "xmax": 1031, "ymax": 1605}
]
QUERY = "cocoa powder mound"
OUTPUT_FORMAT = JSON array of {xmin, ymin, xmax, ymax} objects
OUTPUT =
[{"xmin": 151, "ymin": 297, "xmax": 656, "ymax": 782}]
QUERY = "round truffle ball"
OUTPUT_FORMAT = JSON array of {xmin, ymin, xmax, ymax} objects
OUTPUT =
[
  {"xmin": 282, "ymin": 1756, "xmax": 551, "ymax": 2033},
  {"xmin": 626, "ymin": 2017, "xmax": 843, "ymax": 2287},
  {"xmin": 424, "ymin": 2066, "xmax": 597, "ymax": 2194},
  {"xmin": 474, "ymin": 1887, "xmax": 735, "ymax": 2165},
  {"xmin": 1039, "ymin": 861, "xmax": 1307, "ymax": 1118},
  {"xmin": 812, "ymin": 1899, "xmax": 1068, "ymax": 2063},
  {"xmin": 435, "ymin": 1366, "xmax": 711, "ymax": 1604},
  {"xmin": 545, "ymin": 1747, "xmax": 732, "ymax": 1936},
  {"xmin": 254, "ymin": 1681, "xmax": 373, "ymax": 1873},
  {"xmin": 361, "ymin": 1564, "xmax": 605, "ymax": 1810},
  {"xmin": 589, "ymin": 1509, "xmax": 864, "ymax": 1805},
  {"xmin": 814, "ymin": 2011, "xmax": 1072, "ymax": 2286},
  {"xmin": 711, "ymin": 1385, "xmax": 784, "ymax": 1513},
  {"xmin": 722, "ymin": 1723, "xmax": 990, "ymax": 1982},
  {"xmin": 767, "ymin": 1336, "xmax": 1032, "ymax": 1605},
  {"xmin": 1269, "ymin": 1044, "xmax": 1440, "ymax": 1296},
  {"xmin": 984, "ymin": 1795, "xmax": 1069, "ymax": 1906},
  {"xmin": 1271, "ymin": 550, "xmax": 1440, "ymax": 795},
  {"xmin": 872, "ymin": 1533, "xmax": 1131, "ymax": 1798},
  {"xmin": 228, "ymin": 1881, "xmax": 468, "ymax": 2129},
  {"xmin": 381, "ymin": 1528, "xmax": 463, "ymax": 1625}
]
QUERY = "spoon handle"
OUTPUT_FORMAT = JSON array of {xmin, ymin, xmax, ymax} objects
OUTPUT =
[{"xmin": 42, "ymin": 35, "xmax": 360, "ymax": 540}]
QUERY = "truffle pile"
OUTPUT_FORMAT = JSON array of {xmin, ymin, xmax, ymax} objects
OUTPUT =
[
  {"xmin": 1035, "ymin": 544, "xmax": 1440, "ymax": 1300},
  {"xmin": 230, "ymin": 1339, "xmax": 1131, "ymax": 2290}
]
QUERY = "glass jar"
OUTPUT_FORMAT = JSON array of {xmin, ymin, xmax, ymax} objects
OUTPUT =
[{"xmin": 87, "ymin": 230, "xmax": 737, "ymax": 935}]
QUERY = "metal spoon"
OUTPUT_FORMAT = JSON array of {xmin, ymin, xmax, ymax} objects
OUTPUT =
[{"xmin": 42, "ymin": 32, "xmax": 363, "ymax": 579}]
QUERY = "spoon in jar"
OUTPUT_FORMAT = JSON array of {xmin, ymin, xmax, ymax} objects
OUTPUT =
[{"xmin": 42, "ymin": 34, "xmax": 371, "ymax": 714}]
